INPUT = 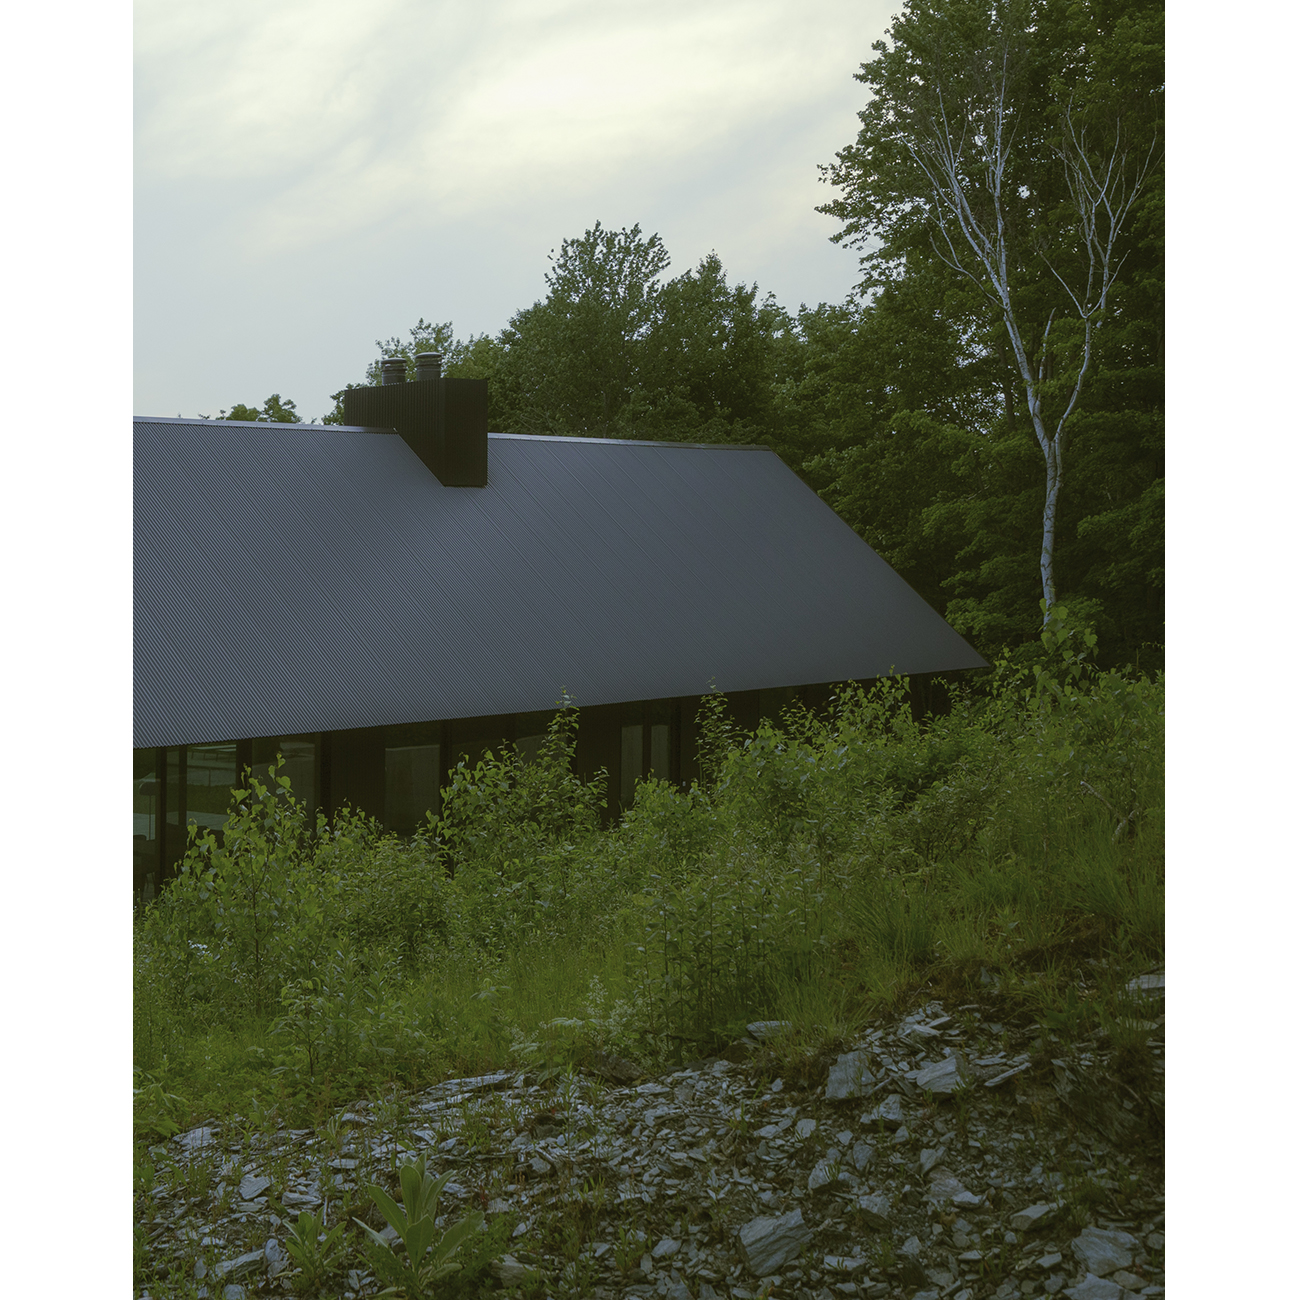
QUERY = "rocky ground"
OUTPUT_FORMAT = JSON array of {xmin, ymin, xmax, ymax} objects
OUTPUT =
[{"xmin": 135, "ymin": 972, "xmax": 1164, "ymax": 1300}]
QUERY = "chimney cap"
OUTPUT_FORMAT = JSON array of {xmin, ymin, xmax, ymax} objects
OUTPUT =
[
  {"xmin": 381, "ymin": 357, "xmax": 407, "ymax": 385},
  {"xmin": 414, "ymin": 352, "xmax": 443, "ymax": 383}
]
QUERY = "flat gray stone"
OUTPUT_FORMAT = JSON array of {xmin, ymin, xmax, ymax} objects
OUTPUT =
[
  {"xmin": 918, "ymin": 1146, "xmax": 946, "ymax": 1176},
  {"xmin": 263, "ymin": 1239, "xmax": 289, "ymax": 1277},
  {"xmin": 421, "ymin": 1070, "xmax": 512, "ymax": 1099},
  {"xmin": 238, "ymin": 1174, "xmax": 271, "ymax": 1201},
  {"xmin": 213, "ymin": 1251, "xmax": 263, "ymax": 1281},
  {"xmin": 664, "ymin": 1283, "xmax": 692, "ymax": 1300},
  {"xmin": 856, "ymin": 1193, "xmax": 890, "ymax": 1229},
  {"xmin": 926, "ymin": 1168, "xmax": 985, "ymax": 1211},
  {"xmin": 826, "ymin": 1051, "xmax": 876, "ymax": 1101},
  {"xmin": 747, "ymin": 1021, "xmax": 793, "ymax": 1041},
  {"xmin": 851, "ymin": 1139, "xmax": 875, "ymax": 1171},
  {"xmin": 737, "ymin": 1208, "xmax": 812, "ymax": 1276},
  {"xmin": 984, "ymin": 1061, "xmax": 1032, "ymax": 1088},
  {"xmin": 860, "ymin": 1094, "xmax": 905, "ymax": 1129},
  {"xmin": 915, "ymin": 1055, "xmax": 969, "ymax": 1095},
  {"xmin": 176, "ymin": 1126, "xmax": 217, "ymax": 1153},
  {"xmin": 824, "ymin": 1255, "xmax": 869, "ymax": 1273},
  {"xmin": 1011, "ymin": 1202, "xmax": 1061, "ymax": 1232},
  {"xmin": 807, "ymin": 1158, "xmax": 835, "ymax": 1192},
  {"xmin": 1125, "ymin": 973, "xmax": 1164, "ymax": 998},
  {"xmin": 491, "ymin": 1255, "xmax": 531, "ymax": 1285},
  {"xmin": 1064, "ymin": 1275, "xmax": 1135, "ymax": 1300},
  {"xmin": 1070, "ymin": 1226, "xmax": 1138, "ymax": 1277},
  {"xmin": 652, "ymin": 1237, "xmax": 680, "ymax": 1259}
]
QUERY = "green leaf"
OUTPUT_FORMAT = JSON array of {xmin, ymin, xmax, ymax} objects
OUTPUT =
[
  {"xmin": 403, "ymin": 1214, "xmax": 436, "ymax": 1263},
  {"xmin": 432, "ymin": 1209, "xmax": 484, "ymax": 1264},
  {"xmin": 366, "ymin": 1183, "xmax": 409, "ymax": 1236}
]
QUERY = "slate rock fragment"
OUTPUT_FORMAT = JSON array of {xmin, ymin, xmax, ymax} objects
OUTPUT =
[
  {"xmin": 491, "ymin": 1255, "xmax": 531, "ymax": 1285},
  {"xmin": 1070, "ymin": 1226, "xmax": 1138, "ymax": 1276},
  {"xmin": 826, "ymin": 1051, "xmax": 876, "ymax": 1101},
  {"xmin": 238, "ymin": 1174, "xmax": 270, "ymax": 1200},
  {"xmin": 860, "ymin": 1094, "xmax": 905, "ymax": 1129},
  {"xmin": 856, "ymin": 1192, "xmax": 891, "ymax": 1229},
  {"xmin": 851, "ymin": 1139, "xmax": 875, "ymax": 1171},
  {"xmin": 1011, "ymin": 1202, "xmax": 1061, "ymax": 1231},
  {"xmin": 737, "ymin": 1207, "xmax": 812, "ymax": 1276},
  {"xmin": 176, "ymin": 1126, "xmax": 217, "ymax": 1153},
  {"xmin": 915, "ymin": 1054, "xmax": 969, "ymax": 1095},
  {"xmin": 213, "ymin": 1251, "xmax": 263, "ymax": 1281},
  {"xmin": 1063, "ymin": 1274, "xmax": 1138, "ymax": 1300}
]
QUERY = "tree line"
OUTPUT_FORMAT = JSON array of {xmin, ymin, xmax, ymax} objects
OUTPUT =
[{"xmin": 221, "ymin": 0, "xmax": 1162, "ymax": 669}]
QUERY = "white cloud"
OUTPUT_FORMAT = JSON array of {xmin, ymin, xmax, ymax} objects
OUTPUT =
[
  {"xmin": 134, "ymin": 0, "xmax": 895, "ymax": 415},
  {"xmin": 136, "ymin": 0, "xmax": 886, "ymax": 252}
]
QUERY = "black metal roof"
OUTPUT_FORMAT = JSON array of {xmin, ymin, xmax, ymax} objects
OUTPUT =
[{"xmin": 134, "ymin": 417, "xmax": 987, "ymax": 749}]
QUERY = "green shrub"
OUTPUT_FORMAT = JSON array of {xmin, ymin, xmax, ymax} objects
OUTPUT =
[
  {"xmin": 142, "ymin": 761, "xmax": 339, "ymax": 1021},
  {"xmin": 135, "ymin": 611, "xmax": 1163, "ymax": 1116}
]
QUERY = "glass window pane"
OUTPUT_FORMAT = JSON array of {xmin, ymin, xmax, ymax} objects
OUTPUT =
[
  {"xmin": 515, "ymin": 733, "xmax": 546, "ymax": 765},
  {"xmin": 134, "ymin": 751, "xmax": 159, "ymax": 843},
  {"xmin": 385, "ymin": 744, "xmax": 441, "ymax": 833},
  {"xmin": 620, "ymin": 724, "xmax": 643, "ymax": 808},
  {"xmin": 248, "ymin": 737, "xmax": 317, "ymax": 806},
  {"xmin": 650, "ymin": 724, "xmax": 671, "ymax": 780},
  {"xmin": 279, "ymin": 739, "xmax": 317, "ymax": 807},
  {"xmin": 134, "ymin": 751, "xmax": 159, "ymax": 902},
  {"xmin": 187, "ymin": 744, "xmax": 238, "ymax": 834},
  {"xmin": 165, "ymin": 748, "xmax": 182, "ymax": 830}
]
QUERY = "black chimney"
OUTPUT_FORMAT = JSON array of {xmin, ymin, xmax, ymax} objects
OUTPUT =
[{"xmin": 342, "ymin": 354, "xmax": 488, "ymax": 487}]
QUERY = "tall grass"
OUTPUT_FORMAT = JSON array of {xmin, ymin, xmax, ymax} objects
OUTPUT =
[{"xmin": 135, "ymin": 606, "xmax": 1163, "ymax": 1129}]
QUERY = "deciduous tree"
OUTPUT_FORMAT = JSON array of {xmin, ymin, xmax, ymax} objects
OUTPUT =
[{"xmin": 820, "ymin": 0, "xmax": 1162, "ymax": 620}]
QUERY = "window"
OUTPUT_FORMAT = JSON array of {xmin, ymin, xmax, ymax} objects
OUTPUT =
[
  {"xmin": 187, "ymin": 743, "xmax": 238, "ymax": 833},
  {"xmin": 134, "ymin": 752, "xmax": 159, "ymax": 843},
  {"xmin": 134, "ymin": 751, "xmax": 160, "ymax": 902},
  {"xmin": 249, "ymin": 736, "xmax": 318, "ymax": 808},
  {"xmin": 514, "ymin": 710, "xmax": 554, "ymax": 766},
  {"xmin": 650, "ymin": 724, "xmax": 670, "ymax": 780},
  {"xmin": 620, "ymin": 724, "xmax": 643, "ymax": 808},
  {"xmin": 385, "ymin": 744, "xmax": 441, "ymax": 834}
]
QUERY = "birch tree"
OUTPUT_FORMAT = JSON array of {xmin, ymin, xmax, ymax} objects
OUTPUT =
[{"xmin": 821, "ymin": 0, "xmax": 1161, "ymax": 619}]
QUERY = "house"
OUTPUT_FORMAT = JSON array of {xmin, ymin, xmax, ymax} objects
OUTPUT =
[{"xmin": 134, "ymin": 354, "xmax": 986, "ymax": 898}]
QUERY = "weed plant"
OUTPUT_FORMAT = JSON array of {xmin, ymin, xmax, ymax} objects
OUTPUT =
[{"xmin": 135, "ymin": 605, "xmax": 1162, "ymax": 1130}]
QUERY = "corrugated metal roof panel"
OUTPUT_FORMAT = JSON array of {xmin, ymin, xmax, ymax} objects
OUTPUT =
[{"xmin": 134, "ymin": 419, "xmax": 986, "ymax": 748}]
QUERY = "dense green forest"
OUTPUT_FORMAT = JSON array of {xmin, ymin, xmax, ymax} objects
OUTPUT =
[{"xmin": 214, "ymin": 0, "xmax": 1162, "ymax": 669}]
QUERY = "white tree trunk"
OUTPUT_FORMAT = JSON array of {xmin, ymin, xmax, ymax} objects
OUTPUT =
[{"xmin": 900, "ymin": 46, "xmax": 1154, "ymax": 623}]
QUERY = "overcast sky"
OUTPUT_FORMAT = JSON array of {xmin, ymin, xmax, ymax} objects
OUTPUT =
[{"xmin": 134, "ymin": 0, "xmax": 898, "ymax": 420}]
